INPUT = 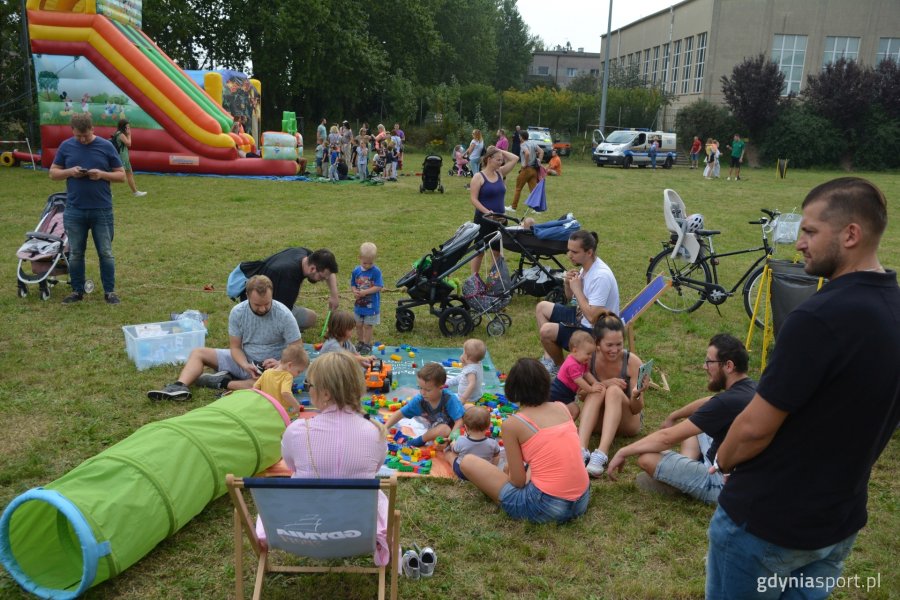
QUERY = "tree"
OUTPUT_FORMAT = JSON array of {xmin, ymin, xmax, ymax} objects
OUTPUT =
[
  {"xmin": 568, "ymin": 73, "xmax": 599, "ymax": 94},
  {"xmin": 873, "ymin": 58, "xmax": 900, "ymax": 120},
  {"xmin": 37, "ymin": 71, "xmax": 59, "ymax": 100},
  {"xmin": 720, "ymin": 54, "xmax": 784, "ymax": 140},
  {"xmin": 674, "ymin": 99, "xmax": 737, "ymax": 153},
  {"xmin": 803, "ymin": 57, "xmax": 874, "ymax": 138},
  {"xmin": 492, "ymin": 0, "xmax": 534, "ymax": 90},
  {"xmin": 757, "ymin": 102, "xmax": 841, "ymax": 168}
]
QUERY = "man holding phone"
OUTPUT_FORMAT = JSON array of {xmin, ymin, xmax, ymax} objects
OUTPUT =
[{"xmin": 50, "ymin": 113, "xmax": 126, "ymax": 304}]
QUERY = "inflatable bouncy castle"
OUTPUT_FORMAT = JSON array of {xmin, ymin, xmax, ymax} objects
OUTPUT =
[{"xmin": 25, "ymin": 0, "xmax": 298, "ymax": 176}]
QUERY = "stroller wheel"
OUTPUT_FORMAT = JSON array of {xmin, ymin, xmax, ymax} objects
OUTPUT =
[
  {"xmin": 395, "ymin": 308, "xmax": 415, "ymax": 332},
  {"xmin": 544, "ymin": 287, "xmax": 566, "ymax": 304},
  {"xmin": 39, "ymin": 281, "xmax": 51, "ymax": 301},
  {"xmin": 486, "ymin": 317, "xmax": 506, "ymax": 337},
  {"xmin": 17, "ymin": 282, "xmax": 27, "ymax": 298},
  {"xmin": 438, "ymin": 306, "xmax": 473, "ymax": 337},
  {"xmin": 498, "ymin": 313, "xmax": 512, "ymax": 328},
  {"xmin": 83, "ymin": 279, "xmax": 95, "ymax": 294}
]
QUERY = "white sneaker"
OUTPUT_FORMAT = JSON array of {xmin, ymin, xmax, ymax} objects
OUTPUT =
[
  {"xmin": 586, "ymin": 450, "xmax": 608, "ymax": 478},
  {"xmin": 505, "ymin": 205, "xmax": 517, "ymax": 213},
  {"xmin": 582, "ymin": 448, "xmax": 591, "ymax": 465},
  {"xmin": 726, "ymin": 177, "xmax": 731, "ymax": 181},
  {"xmin": 133, "ymin": 191, "xmax": 148, "ymax": 197}
]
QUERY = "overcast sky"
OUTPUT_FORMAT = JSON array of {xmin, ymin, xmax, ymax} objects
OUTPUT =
[{"xmin": 517, "ymin": 0, "xmax": 680, "ymax": 53}]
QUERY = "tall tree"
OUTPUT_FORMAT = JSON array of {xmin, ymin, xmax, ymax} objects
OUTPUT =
[
  {"xmin": 720, "ymin": 54, "xmax": 784, "ymax": 140},
  {"xmin": 803, "ymin": 57, "xmax": 874, "ymax": 137},
  {"xmin": 492, "ymin": 0, "xmax": 533, "ymax": 90}
]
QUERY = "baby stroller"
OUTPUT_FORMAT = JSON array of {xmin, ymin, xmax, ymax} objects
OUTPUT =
[
  {"xmin": 396, "ymin": 221, "xmax": 514, "ymax": 336},
  {"xmin": 448, "ymin": 145, "xmax": 471, "ymax": 177},
  {"xmin": 499, "ymin": 214, "xmax": 576, "ymax": 304},
  {"xmin": 370, "ymin": 154, "xmax": 386, "ymax": 178},
  {"xmin": 420, "ymin": 155, "xmax": 444, "ymax": 193},
  {"xmin": 16, "ymin": 192, "xmax": 94, "ymax": 300}
]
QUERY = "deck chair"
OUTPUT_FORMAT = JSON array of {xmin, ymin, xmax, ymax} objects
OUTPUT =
[
  {"xmin": 619, "ymin": 275, "xmax": 671, "ymax": 391},
  {"xmin": 226, "ymin": 474, "xmax": 400, "ymax": 600}
]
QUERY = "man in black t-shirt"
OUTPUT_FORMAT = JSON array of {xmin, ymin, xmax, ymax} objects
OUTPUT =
[
  {"xmin": 607, "ymin": 334, "xmax": 754, "ymax": 505},
  {"xmin": 238, "ymin": 248, "xmax": 339, "ymax": 331},
  {"xmin": 708, "ymin": 178, "xmax": 900, "ymax": 599}
]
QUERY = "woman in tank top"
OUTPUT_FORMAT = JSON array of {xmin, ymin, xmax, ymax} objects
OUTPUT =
[
  {"xmin": 469, "ymin": 145, "xmax": 519, "ymax": 275},
  {"xmin": 460, "ymin": 358, "xmax": 590, "ymax": 524},
  {"xmin": 578, "ymin": 311, "xmax": 647, "ymax": 478}
]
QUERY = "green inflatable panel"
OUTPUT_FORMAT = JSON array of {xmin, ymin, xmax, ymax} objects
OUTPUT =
[{"xmin": 0, "ymin": 390, "xmax": 289, "ymax": 599}]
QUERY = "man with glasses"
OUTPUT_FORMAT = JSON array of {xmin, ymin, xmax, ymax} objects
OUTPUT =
[
  {"xmin": 148, "ymin": 275, "xmax": 301, "ymax": 401},
  {"xmin": 606, "ymin": 334, "xmax": 755, "ymax": 504}
]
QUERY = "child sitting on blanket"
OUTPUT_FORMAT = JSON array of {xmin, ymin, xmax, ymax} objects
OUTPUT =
[
  {"xmin": 384, "ymin": 363, "xmax": 464, "ymax": 447},
  {"xmin": 320, "ymin": 310, "xmax": 373, "ymax": 368},
  {"xmin": 550, "ymin": 330, "xmax": 605, "ymax": 418},
  {"xmin": 253, "ymin": 342, "xmax": 308, "ymax": 417},
  {"xmin": 445, "ymin": 338, "xmax": 486, "ymax": 403},
  {"xmin": 444, "ymin": 406, "xmax": 500, "ymax": 480}
]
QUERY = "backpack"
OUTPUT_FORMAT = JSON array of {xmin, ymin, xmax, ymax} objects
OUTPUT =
[{"xmin": 110, "ymin": 131, "xmax": 123, "ymax": 153}]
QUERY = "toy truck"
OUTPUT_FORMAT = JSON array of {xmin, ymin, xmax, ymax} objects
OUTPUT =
[{"xmin": 366, "ymin": 358, "xmax": 393, "ymax": 393}]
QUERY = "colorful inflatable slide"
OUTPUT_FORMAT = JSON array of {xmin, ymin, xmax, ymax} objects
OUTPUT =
[{"xmin": 25, "ymin": 0, "xmax": 298, "ymax": 175}]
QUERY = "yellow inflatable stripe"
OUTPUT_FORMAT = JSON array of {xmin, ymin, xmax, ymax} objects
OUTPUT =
[{"xmin": 30, "ymin": 23, "xmax": 234, "ymax": 149}]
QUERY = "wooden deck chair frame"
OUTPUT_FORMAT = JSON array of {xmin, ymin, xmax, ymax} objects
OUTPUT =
[
  {"xmin": 619, "ymin": 275, "xmax": 671, "ymax": 392},
  {"xmin": 226, "ymin": 473, "xmax": 400, "ymax": 600}
]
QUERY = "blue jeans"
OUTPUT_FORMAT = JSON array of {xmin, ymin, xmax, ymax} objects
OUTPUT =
[
  {"xmin": 64, "ymin": 205, "xmax": 115, "ymax": 293},
  {"xmin": 706, "ymin": 506, "xmax": 858, "ymax": 599},
  {"xmin": 499, "ymin": 481, "xmax": 589, "ymax": 524},
  {"xmin": 654, "ymin": 450, "xmax": 724, "ymax": 504},
  {"xmin": 469, "ymin": 155, "xmax": 481, "ymax": 176}
]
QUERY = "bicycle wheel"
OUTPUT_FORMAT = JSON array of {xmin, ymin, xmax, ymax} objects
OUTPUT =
[
  {"xmin": 742, "ymin": 265, "xmax": 766, "ymax": 329},
  {"xmin": 646, "ymin": 248, "xmax": 712, "ymax": 313}
]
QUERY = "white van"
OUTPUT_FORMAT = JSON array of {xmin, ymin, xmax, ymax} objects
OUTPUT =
[{"xmin": 592, "ymin": 129, "xmax": 678, "ymax": 169}]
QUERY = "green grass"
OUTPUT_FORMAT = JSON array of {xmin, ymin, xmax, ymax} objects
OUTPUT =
[{"xmin": 0, "ymin": 157, "xmax": 898, "ymax": 599}]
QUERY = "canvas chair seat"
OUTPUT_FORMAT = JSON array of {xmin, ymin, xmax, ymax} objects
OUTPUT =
[{"xmin": 226, "ymin": 474, "xmax": 400, "ymax": 600}]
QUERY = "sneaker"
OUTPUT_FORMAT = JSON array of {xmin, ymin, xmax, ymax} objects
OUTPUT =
[
  {"xmin": 582, "ymin": 448, "xmax": 591, "ymax": 466},
  {"xmin": 196, "ymin": 370, "xmax": 233, "ymax": 390},
  {"xmin": 62, "ymin": 292, "xmax": 84, "ymax": 304},
  {"xmin": 401, "ymin": 549, "xmax": 420, "ymax": 579},
  {"xmin": 147, "ymin": 382, "xmax": 191, "ymax": 401},
  {"xmin": 736, "ymin": 176, "xmax": 741, "ymax": 181},
  {"xmin": 415, "ymin": 544, "xmax": 436, "ymax": 577},
  {"xmin": 539, "ymin": 356, "xmax": 559, "ymax": 376},
  {"xmin": 586, "ymin": 450, "xmax": 609, "ymax": 478},
  {"xmin": 133, "ymin": 191, "xmax": 148, "ymax": 197},
  {"xmin": 635, "ymin": 472, "xmax": 682, "ymax": 497},
  {"xmin": 104, "ymin": 292, "xmax": 120, "ymax": 305}
]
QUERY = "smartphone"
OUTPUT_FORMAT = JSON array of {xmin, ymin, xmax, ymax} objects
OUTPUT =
[{"xmin": 637, "ymin": 359, "xmax": 654, "ymax": 390}]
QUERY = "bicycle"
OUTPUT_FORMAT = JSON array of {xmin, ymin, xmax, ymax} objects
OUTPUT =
[{"xmin": 646, "ymin": 207, "xmax": 783, "ymax": 326}]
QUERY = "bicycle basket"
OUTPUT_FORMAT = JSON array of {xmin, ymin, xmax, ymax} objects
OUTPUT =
[{"xmin": 773, "ymin": 213, "xmax": 801, "ymax": 244}]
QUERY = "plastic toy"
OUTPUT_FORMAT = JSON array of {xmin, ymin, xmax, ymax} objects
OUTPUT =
[
  {"xmin": 365, "ymin": 359, "xmax": 393, "ymax": 393},
  {"xmin": 390, "ymin": 353, "xmax": 402, "ymax": 362}
]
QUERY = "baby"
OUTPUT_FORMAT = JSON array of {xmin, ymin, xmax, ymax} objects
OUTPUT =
[
  {"xmin": 444, "ymin": 406, "xmax": 500, "ymax": 480},
  {"xmin": 445, "ymin": 338, "xmax": 486, "ymax": 404},
  {"xmin": 550, "ymin": 330, "xmax": 604, "ymax": 418},
  {"xmin": 252, "ymin": 342, "xmax": 308, "ymax": 417}
]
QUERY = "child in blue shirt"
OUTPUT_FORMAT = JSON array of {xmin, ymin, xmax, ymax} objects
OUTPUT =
[
  {"xmin": 351, "ymin": 242, "xmax": 383, "ymax": 355},
  {"xmin": 384, "ymin": 363, "xmax": 464, "ymax": 447}
]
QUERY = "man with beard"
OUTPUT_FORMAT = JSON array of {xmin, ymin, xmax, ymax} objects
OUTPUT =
[
  {"xmin": 707, "ymin": 178, "xmax": 900, "ymax": 599},
  {"xmin": 606, "ymin": 334, "xmax": 755, "ymax": 504},
  {"xmin": 147, "ymin": 276, "xmax": 301, "ymax": 401}
]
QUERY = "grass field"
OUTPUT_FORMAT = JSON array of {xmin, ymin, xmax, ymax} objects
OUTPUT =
[{"xmin": 0, "ymin": 155, "xmax": 898, "ymax": 599}]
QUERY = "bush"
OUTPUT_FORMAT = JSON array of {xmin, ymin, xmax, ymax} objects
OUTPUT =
[
  {"xmin": 757, "ymin": 103, "xmax": 841, "ymax": 168},
  {"xmin": 674, "ymin": 100, "xmax": 738, "ymax": 153},
  {"xmin": 853, "ymin": 108, "xmax": 900, "ymax": 171}
]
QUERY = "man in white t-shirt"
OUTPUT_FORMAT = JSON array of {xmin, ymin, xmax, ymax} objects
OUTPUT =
[{"xmin": 535, "ymin": 230, "xmax": 619, "ymax": 374}]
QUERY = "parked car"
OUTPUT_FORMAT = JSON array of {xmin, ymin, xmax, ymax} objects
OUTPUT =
[
  {"xmin": 552, "ymin": 133, "xmax": 571, "ymax": 157},
  {"xmin": 592, "ymin": 129, "xmax": 678, "ymax": 169},
  {"xmin": 526, "ymin": 126, "xmax": 553, "ymax": 162}
]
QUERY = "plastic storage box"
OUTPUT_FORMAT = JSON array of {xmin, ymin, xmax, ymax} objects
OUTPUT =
[{"xmin": 123, "ymin": 319, "xmax": 207, "ymax": 370}]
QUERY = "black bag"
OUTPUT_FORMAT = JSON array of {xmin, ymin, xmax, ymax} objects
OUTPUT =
[{"xmin": 110, "ymin": 132, "xmax": 123, "ymax": 153}]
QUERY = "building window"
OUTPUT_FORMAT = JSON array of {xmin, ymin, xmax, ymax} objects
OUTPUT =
[
  {"xmin": 661, "ymin": 43, "xmax": 670, "ymax": 86},
  {"xmin": 877, "ymin": 38, "xmax": 900, "ymax": 63},
  {"xmin": 643, "ymin": 49, "xmax": 651, "ymax": 83},
  {"xmin": 652, "ymin": 46, "xmax": 660, "ymax": 84},
  {"xmin": 670, "ymin": 40, "xmax": 681, "ymax": 93},
  {"xmin": 822, "ymin": 36, "xmax": 859, "ymax": 65},
  {"xmin": 537, "ymin": 65, "xmax": 549, "ymax": 75},
  {"xmin": 694, "ymin": 32, "xmax": 707, "ymax": 93},
  {"xmin": 681, "ymin": 36, "xmax": 694, "ymax": 94},
  {"xmin": 566, "ymin": 67, "xmax": 577, "ymax": 77},
  {"xmin": 590, "ymin": 68, "xmax": 600, "ymax": 76},
  {"xmin": 772, "ymin": 34, "xmax": 807, "ymax": 95}
]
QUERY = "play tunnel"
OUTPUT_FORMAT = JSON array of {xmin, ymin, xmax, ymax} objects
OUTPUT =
[{"xmin": 0, "ymin": 390, "xmax": 289, "ymax": 599}]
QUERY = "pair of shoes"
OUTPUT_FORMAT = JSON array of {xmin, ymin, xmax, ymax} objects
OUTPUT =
[
  {"xmin": 104, "ymin": 292, "xmax": 120, "ymax": 305},
  {"xmin": 147, "ymin": 382, "xmax": 191, "ymax": 401},
  {"xmin": 196, "ymin": 370, "xmax": 232, "ymax": 390},
  {"xmin": 582, "ymin": 448, "xmax": 591, "ymax": 466},
  {"xmin": 62, "ymin": 292, "xmax": 84, "ymax": 304},
  {"xmin": 635, "ymin": 472, "xmax": 683, "ymax": 497},
  {"xmin": 133, "ymin": 191, "xmax": 148, "ymax": 197},
  {"xmin": 586, "ymin": 449, "xmax": 609, "ymax": 478},
  {"xmin": 355, "ymin": 342, "xmax": 372, "ymax": 355},
  {"xmin": 539, "ymin": 356, "xmax": 558, "ymax": 376}
]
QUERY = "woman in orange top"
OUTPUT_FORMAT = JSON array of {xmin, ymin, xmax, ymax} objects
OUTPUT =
[{"xmin": 460, "ymin": 358, "xmax": 590, "ymax": 523}]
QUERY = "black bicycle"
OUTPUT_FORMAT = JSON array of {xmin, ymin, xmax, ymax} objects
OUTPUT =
[{"xmin": 646, "ymin": 209, "xmax": 782, "ymax": 325}]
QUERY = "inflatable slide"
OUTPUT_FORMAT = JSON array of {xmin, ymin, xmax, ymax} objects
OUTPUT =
[
  {"xmin": 25, "ymin": 0, "xmax": 298, "ymax": 175},
  {"xmin": 0, "ymin": 390, "xmax": 290, "ymax": 599}
]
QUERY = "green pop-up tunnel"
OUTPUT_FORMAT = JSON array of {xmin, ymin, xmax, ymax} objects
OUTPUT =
[{"xmin": 0, "ymin": 390, "xmax": 289, "ymax": 599}]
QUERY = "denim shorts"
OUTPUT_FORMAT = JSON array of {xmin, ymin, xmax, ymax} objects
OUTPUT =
[
  {"xmin": 452, "ymin": 457, "xmax": 468, "ymax": 481},
  {"xmin": 654, "ymin": 450, "xmax": 724, "ymax": 504},
  {"xmin": 499, "ymin": 481, "xmax": 590, "ymax": 524},
  {"xmin": 550, "ymin": 304, "xmax": 591, "ymax": 348},
  {"xmin": 354, "ymin": 312, "xmax": 381, "ymax": 326}
]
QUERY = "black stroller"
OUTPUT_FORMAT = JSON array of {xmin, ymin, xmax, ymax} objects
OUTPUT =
[
  {"xmin": 16, "ymin": 192, "xmax": 95, "ymax": 300},
  {"xmin": 500, "ymin": 215, "xmax": 573, "ymax": 303},
  {"xmin": 419, "ymin": 155, "xmax": 444, "ymax": 193},
  {"xmin": 396, "ymin": 221, "xmax": 514, "ymax": 336}
]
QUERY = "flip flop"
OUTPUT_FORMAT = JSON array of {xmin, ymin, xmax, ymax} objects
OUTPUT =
[
  {"xmin": 401, "ymin": 548, "xmax": 420, "ymax": 580},
  {"xmin": 415, "ymin": 544, "xmax": 436, "ymax": 577}
]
